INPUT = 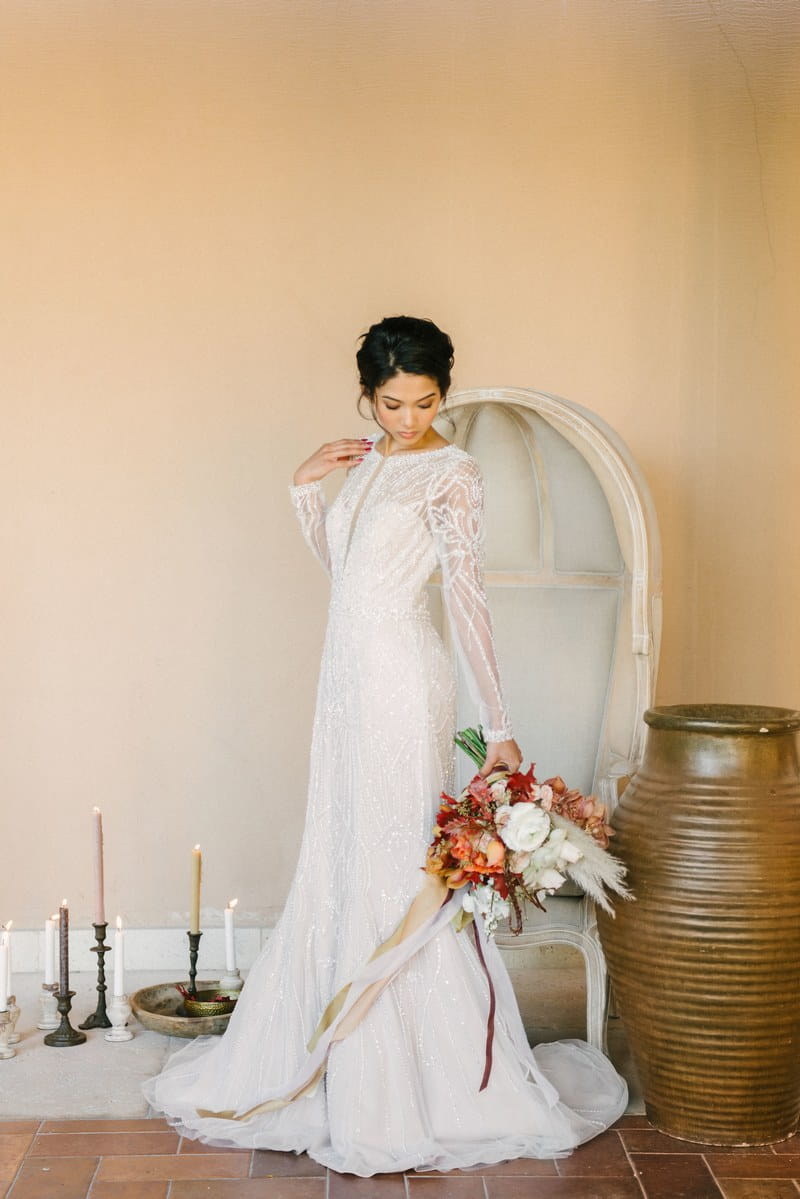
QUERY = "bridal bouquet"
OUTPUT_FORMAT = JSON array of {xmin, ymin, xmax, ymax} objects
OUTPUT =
[{"xmin": 425, "ymin": 728, "xmax": 629, "ymax": 935}]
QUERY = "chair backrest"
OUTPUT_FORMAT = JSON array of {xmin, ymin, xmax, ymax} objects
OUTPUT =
[{"xmin": 430, "ymin": 389, "xmax": 662, "ymax": 805}]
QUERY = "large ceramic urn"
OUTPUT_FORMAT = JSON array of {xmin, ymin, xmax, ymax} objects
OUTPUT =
[{"xmin": 597, "ymin": 704, "xmax": 800, "ymax": 1145}]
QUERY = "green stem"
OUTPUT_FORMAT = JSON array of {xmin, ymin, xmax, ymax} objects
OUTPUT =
[{"xmin": 454, "ymin": 726, "xmax": 488, "ymax": 769}]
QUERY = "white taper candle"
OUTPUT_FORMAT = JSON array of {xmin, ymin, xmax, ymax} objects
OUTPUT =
[
  {"xmin": 224, "ymin": 899, "xmax": 238, "ymax": 973},
  {"xmin": 113, "ymin": 916, "xmax": 124, "ymax": 998},
  {"xmin": 4, "ymin": 922, "xmax": 11, "ymax": 998},
  {"xmin": 0, "ymin": 931, "xmax": 7, "ymax": 1012},
  {"xmin": 44, "ymin": 916, "xmax": 56, "ymax": 986}
]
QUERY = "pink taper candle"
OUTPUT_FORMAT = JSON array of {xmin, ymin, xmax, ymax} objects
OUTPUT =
[{"xmin": 92, "ymin": 807, "xmax": 106, "ymax": 925}]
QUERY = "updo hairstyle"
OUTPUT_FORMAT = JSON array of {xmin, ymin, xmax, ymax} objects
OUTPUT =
[{"xmin": 356, "ymin": 316, "xmax": 454, "ymax": 400}]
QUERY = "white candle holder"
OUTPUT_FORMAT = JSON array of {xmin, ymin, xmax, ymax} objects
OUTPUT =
[
  {"xmin": 219, "ymin": 969, "xmax": 243, "ymax": 992},
  {"xmin": 37, "ymin": 983, "xmax": 60, "ymax": 1031},
  {"xmin": 6, "ymin": 997, "xmax": 20, "ymax": 1045},
  {"xmin": 105, "ymin": 994, "xmax": 133, "ymax": 1042},
  {"xmin": 0, "ymin": 1009, "xmax": 15, "ymax": 1059}
]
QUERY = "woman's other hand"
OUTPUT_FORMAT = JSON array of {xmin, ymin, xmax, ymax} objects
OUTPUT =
[
  {"xmin": 293, "ymin": 439, "xmax": 372, "ymax": 486},
  {"xmin": 481, "ymin": 739, "xmax": 523, "ymax": 778}
]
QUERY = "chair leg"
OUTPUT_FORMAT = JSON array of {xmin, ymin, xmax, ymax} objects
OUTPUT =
[{"xmin": 581, "ymin": 935, "xmax": 610, "ymax": 1053}]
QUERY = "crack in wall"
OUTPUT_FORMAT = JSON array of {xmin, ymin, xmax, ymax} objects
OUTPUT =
[{"xmin": 706, "ymin": 0, "xmax": 777, "ymax": 277}]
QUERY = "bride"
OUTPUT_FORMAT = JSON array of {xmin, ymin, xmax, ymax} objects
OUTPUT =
[{"xmin": 143, "ymin": 315, "xmax": 627, "ymax": 1175}]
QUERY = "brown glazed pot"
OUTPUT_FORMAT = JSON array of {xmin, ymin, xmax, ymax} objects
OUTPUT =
[{"xmin": 597, "ymin": 704, "xmax": 800, "ymax": 1145}]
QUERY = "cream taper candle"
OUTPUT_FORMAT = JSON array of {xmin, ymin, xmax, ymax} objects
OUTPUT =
[{"xmin": 190, "ymin": 845, "xmax": 202, "ymax": 934}]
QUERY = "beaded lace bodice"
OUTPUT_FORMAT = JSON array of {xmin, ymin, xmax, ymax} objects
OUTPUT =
[{"xmin": 289, "ymin": 443, "xmax": 512, "ymax": 741}]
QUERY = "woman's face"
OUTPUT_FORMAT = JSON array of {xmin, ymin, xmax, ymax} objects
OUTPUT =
[{"xmin": 371, "ymin": 371, "xmax": 443, "ymax": 451}]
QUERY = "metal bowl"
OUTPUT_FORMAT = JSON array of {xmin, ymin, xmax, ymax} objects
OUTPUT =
[{"xmin": 183, "ymin": 989, "xmax": 238, "ymax": 1017}]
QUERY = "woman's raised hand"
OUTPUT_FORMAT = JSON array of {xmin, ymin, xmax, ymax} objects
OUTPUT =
[
  {"xmin": 293, "ymin": 439, "xmax": 373, "ymax": 486},
  {"xmin": 480, "ymin": 738, "xmax": 524, "ymax": 778}
]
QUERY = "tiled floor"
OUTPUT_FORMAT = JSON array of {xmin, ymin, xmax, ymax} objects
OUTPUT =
[{"xmin": 3, "ymin": 1117, "xmax": 800, "ymax": 1198}]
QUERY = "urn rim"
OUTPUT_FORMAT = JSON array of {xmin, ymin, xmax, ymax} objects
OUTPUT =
[{"xmin": 645, "ymin": 704, "xmax": 800, "ymax": 734}]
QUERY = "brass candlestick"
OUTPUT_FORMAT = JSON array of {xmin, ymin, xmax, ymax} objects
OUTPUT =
[
  {"xmin": 44, "ymin": 990, "xmax": 87, "ymax": 1047},
  {"xmin": 79, "ymin": 922, "xmax": 112, "ymax": 1030}
]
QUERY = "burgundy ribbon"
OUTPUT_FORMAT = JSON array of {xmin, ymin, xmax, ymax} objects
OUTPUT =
[{"xmin": 471, "ymin": 918, "xmax": 496, "ymax": 1091}]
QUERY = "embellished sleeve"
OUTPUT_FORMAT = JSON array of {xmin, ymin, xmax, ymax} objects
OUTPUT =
[
  {"xmin": 289, "ymin": 481, "xmax": 331, "ymax": 575},
  {"xmin": 430, "ymin": 457, "xmax": 513, "ymax": 742}
]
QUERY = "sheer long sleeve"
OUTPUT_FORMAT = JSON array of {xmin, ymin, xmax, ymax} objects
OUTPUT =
[
  {"xmin": 289, "ymin": 481, "xmax": 331, "ymax": 575},
  {"xmin": 430, "ymin": 458, "xmax": 513, "ymax": 742}
]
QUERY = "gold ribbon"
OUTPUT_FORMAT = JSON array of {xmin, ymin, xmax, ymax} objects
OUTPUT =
[{"xmin": 198, "ymin": 873, "xmax": 451, "ymax": 1122}]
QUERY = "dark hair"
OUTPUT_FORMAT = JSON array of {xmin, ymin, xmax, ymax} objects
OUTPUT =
[{"xmin": 356, "ymin": 316, "xmax": 454, "ymax": 398}]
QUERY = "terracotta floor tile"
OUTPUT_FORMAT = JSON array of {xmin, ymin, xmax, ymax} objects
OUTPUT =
[
  {"xmin": 620, "ymin": 1128, "xmax": 707, "ymax": 1154},
  {"xmin": 718, "ymin": 1182, "xmax": 800, "ymax": 1199},
  {"xmin": 620, "ymin": 1129, "xmax": 776, "ymax": 1155},
  {"xmin": 89, "ymin": 1184, "xmax": 169, "ymax": 1198},
  {"xmin": 30, "ymin": 1131, "xmax": 179, "ymax": 1157},
  {"xmin": 612, "ymin": 1116, "xmax": 652, "ymax": 1129},
  {"xmin": 329, "ymin": 1173, "xmax": 406, "ymax": 1197},
  {"xmin": 0, "ymin": 1125, "xmax": 40, "ymax": 1137},
  {"xmin": 96, "ymin": 1152, "xmax": 250, "ymax": 1182},
  {"xmin": 555, "ymin": 1131, "xmax": 632, "ymax": 1177},
  {"xmin": 180, "ymin": 1139, "xmax": 253, "ymax": 1156},
  {"xmin": 706, "ymin": 1153, "xmax": 800, "ymax": 1178},
  {"xmin": 170, "ymin": 1183, "xmax": 327, "ymax": 1198},
  {"xmin": 771, "ymin": 1135, "xmax": 800, "ymax": 1155},
  {"xmin": 630, "ymin": 1152, "xmax": 723, "ymax": 1198},
  {"xmin": 251, "ymin": 1150, "xmax": 327, "ymax": 1177},
  {"xmin": 40, "ymin": 1120, "xmax": 169, "ymax": 1134},
  {"xmin": 5, "ymin": 1155, "xmax": 98, "ymax": 1199},
  {"xmin": 474, "ymin": 1157, "xmax": 559, "ymax": 1176},
  {"xmin": 406, "ymin": 1176, "xmax": 485, "ymax": 1198},
  {"xmin": 484, "ymin": 1179, "xmax": 642, "ymax": 1198},
  {"xmin": 0, "ymin": 1136, "xmax": 36, "ymax": 1184}
]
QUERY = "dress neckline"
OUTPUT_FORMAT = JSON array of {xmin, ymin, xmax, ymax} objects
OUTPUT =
[{"xmin": 371, "ymin": 440, "xmax": 458, "ymax": 462}]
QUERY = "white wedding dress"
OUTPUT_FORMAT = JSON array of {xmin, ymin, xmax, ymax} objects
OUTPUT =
[{"xmin": 143, "ymin": 440, "xmax": 627, "ymax": 1175}]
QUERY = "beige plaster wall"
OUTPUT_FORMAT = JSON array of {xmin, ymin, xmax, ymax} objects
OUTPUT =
[{"xmin": 2, "ymin": 0, "xmax": 799, "ymax": 927}]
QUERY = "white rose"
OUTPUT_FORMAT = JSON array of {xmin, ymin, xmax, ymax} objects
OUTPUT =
[
  {"xmin": 495, "ymin": 803, "xmax": 513, "ymax": 829},
  {"xmin": 498, "ymin": 803, "xmax": 551, "ymax": 853}
]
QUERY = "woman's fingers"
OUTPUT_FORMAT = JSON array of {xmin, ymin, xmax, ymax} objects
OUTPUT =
[
  {"xmin": 480, "ymin": 740, "xmax": 523, "ymax": 777},
  {"xmin": 327, "ymin": 439, "xmax": 371, "ymax": 462},
  {"xmin": 294, "ymin": 438, "xmax": 371, "ymax": 485}
]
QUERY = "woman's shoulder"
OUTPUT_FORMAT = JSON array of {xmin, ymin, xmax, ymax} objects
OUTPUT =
[
  {"xmin": 427, "ymin": 444, "xmax": 483, "ymax": 501},
  {"xmin": 433, "ymin": 443, "xmax": 480, "ymax": 475}
]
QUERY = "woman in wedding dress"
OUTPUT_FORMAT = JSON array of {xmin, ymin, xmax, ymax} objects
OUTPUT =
[{"xmin": 143, "ymin": 315, "xmax": 627, "ymax": 1175}]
